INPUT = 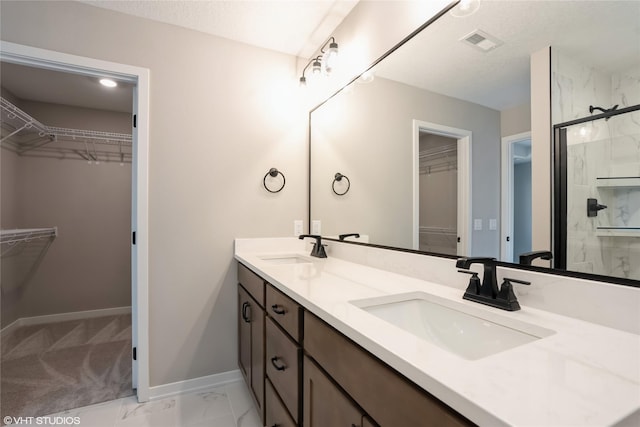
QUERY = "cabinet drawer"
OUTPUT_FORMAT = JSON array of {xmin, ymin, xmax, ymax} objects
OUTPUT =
[
  {"xmin": 304, "ymin": 312, "xmax": 472, "ymax": 427},
  {"xmin": 238, "ymin": 263, "xmax": 265, "ymax": 307},
  {"xmin": 265, "ymin": 378, "xmax": 296, "ymax": 427},
  {"xmin": 266, "ymin": 284, "xmax": 301, "ymax": 342},
  {"xmin": 266, "ymin": 317, "xmax": 301, "ymax": 423}
]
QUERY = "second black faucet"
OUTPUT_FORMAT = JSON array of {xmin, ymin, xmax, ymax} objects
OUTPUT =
[{"xmin": 299, "ymin": 234, "xmax": 327, "ymax": 258}]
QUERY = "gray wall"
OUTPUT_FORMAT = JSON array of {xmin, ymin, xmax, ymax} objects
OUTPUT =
[
  {"xmin": 1, "ymin": 0, "xmax": 308, "ymax": 387},
  {"xmin": 1, "ymin": 100, "xmax": 132, "ymax": 328},
  {"xmin": 500, "ymin": 103, "xmax": 531, "ymax": 137},
  {"xmin": 311, "ymin": 76, "xmax": 502, "ymax": 256}
]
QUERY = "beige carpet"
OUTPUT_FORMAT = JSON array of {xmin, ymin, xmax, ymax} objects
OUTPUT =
[{"xmin": 1, "ymin": 314, "xmax": 134, "ymax": 421}]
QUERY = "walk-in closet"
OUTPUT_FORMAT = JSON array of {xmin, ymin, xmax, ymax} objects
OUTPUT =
[
  {"xmin": 0, "ymin": 62, "xmax": 134, "ymax": 419},
  {"xmin": 418, "ymin": 132, "xmax": 458, "ymax": 255}
]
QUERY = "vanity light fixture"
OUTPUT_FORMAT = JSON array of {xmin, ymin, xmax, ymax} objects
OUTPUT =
[
  {"xmin": 299, "ymin": 36, "xmax": 339, "ymax": 86},
  {"xmin": 99, "ymin": 78, "xmax": 117, "ymax": 88}
]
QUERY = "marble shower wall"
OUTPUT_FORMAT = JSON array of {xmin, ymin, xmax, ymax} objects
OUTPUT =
[{"xmin": 555, "ymin": 48, "xmax": 640, "ymax": 280}]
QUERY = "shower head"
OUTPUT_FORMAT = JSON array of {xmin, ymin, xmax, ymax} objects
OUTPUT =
[{"xmin": 589, "ymin": 104, "xmax": 619, "ymax": 120}]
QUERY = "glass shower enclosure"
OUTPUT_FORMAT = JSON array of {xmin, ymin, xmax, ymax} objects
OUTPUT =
[{"xmin": 554, "ymin": 105, "xmax": 640, "ymax": 282}]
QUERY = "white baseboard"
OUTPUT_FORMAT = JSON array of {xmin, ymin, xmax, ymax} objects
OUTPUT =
[
  {"xmin": 147, "ymin": 370, "xmax": 243, "ymax": 401},
  {"xmin": 1, "ymin": 306, "xmax": 132, "ymax": 337}
]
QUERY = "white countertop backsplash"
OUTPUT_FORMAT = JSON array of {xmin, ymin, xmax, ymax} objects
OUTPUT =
[{"xmin": 234, "ymin": 237, "xmax": 640, "ymax": 426}]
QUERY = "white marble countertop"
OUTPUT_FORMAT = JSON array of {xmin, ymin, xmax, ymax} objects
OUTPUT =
[{"xmin": 235, "ymin": 240, "xmax": 640, "ymax": 426}]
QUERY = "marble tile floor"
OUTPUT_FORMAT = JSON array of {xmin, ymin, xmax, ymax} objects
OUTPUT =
[{"xmin": 18, "ymin": 379, "xmax": 261, "ymax": 427}]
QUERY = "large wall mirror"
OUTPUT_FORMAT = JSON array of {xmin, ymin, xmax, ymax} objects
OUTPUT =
[{"xmin": 309, "ymin": 0, "xmax": 640, "ymax": 284}]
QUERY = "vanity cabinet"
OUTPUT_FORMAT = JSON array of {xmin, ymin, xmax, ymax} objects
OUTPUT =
[
  {"xmin": 238, "ymin": 263, "xmax": 471, "ymax": 427},
  {"xmin": 237, "ymin": 263, "xmax": 265, "ymax": 422}
]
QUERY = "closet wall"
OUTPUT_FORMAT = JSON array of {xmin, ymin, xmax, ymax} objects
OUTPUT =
[{"xmin": 1, "ymin": 92, "xmax": 132, "ymax": 328}]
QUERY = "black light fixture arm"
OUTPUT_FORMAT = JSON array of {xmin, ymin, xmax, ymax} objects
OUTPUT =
[
  {"xmin": 299, "ymin": 55, "xmax": 323, "ymax": 85},
  {"xmin": 320, "ymin": 36, "xmax": 337, "ymax": 54}
]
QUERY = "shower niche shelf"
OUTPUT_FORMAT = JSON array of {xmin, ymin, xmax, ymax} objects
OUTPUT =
[
  {"xmin": 595, "ymin": 227, "xmax": 640, "ymax": 237},
  {"xmin": 596, "ymin": 177, "xmax": 640, "ymax": 188}
]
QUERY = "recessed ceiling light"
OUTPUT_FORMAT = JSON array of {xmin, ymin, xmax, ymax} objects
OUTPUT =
[{"xmin": 99, "ymin": 78, "xmax": 117, "ymax": 88}]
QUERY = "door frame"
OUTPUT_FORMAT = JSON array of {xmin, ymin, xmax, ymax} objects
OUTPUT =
[
  {"xmin": 0, "ymin": 41, "xmax": 150, "ymax": 401},
  {"xmin": 412, "ymin": 120, "xmax": 471, "ymax": 255},
  {"xmin": 500, "ymin": 131, "xmax": 531, "ymax": 262}
]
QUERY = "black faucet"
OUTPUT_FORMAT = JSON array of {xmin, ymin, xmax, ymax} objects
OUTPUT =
[
  {"xmin": 456, "ymin": 257, "xmax": 530, "ymax": 311},
  {"xmin": 338, "ymin": 233, "xmax": 360, "ymax": 241},
  {"xmin": 519, "ymin": 250, "xmax": 553, "ymax": 266},
  {"xmin": 298, "ymin": 234, "xmax": 327, "ymax": 258}
]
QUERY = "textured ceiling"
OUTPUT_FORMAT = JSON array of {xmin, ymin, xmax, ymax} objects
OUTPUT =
[
  {"xmin": 375, "ymin": 0, "xmax": 640, "ymax": 111},
  {"xmin": 78, "ymin": 0, "xmax": 359, "ymax": 58}
]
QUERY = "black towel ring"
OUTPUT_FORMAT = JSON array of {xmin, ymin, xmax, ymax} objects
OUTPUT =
[
  {"xmin": 263, "ymin": 168, "xmax": 286, "ymax": 193},
  {"xmin": 332, "ymin": 172, "xmax": 350, "ymax": 196}
]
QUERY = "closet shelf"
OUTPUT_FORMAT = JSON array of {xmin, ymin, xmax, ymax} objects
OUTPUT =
[
  {"xmin": 419, "ymin": 226, "xmax": 457, "ymax": 236},
  {"xmin": 1, "ymin": 228, "xmax": 58, "ymax": 245},
  {"xmin": 1, "ymin": 97, "xmax": 132, "ymax": 148}
]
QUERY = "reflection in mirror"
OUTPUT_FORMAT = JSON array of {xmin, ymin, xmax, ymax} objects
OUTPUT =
[
  {"xmin": 555, "ymin": 107, "xmax": 640, "ymax": 281},
  {"xmin": 309, "ymin": 1, "xmax": 640, "ymax": 283}
]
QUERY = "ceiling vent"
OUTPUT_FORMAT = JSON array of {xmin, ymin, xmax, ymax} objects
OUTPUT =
[{"xmin": 460, "ymin": 29, "xmax": 503, "ymax": 52}]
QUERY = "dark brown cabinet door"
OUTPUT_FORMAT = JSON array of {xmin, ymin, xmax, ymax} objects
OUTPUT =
[
  {"xmin": 238, "ymin": 284, "xmax": 265, "ymax": 422},
  {"xmin": 238, "ymin": 286, "xmax": 252, "ymax": 382},
  {"xmin": 303, "ymin": 355, "xmax": 363, "ymax": 427}
]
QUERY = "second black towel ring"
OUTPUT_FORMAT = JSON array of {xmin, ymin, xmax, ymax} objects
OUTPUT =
[
  {"xmin": 332, "ymin": 172, "xmax": 350, "ymax": 196},
  {"xmin": 263, "ymin": 168, "xmax": 286, "ymax": 193}
]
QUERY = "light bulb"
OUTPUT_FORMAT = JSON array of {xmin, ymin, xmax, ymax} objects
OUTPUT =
[
  {"xmin": 99, "ymin": 78, "xmax": 117, "ymax": 88},
  {"xmin": 323, "ymin": 42, "xmax": 339, "ymax": 75},
  {"xmin": 312, "ymin": 58, "xmax": 322, "ymax": 75}
]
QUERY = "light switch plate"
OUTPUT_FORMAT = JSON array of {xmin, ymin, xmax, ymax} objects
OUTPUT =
[
  {"xmin": 474, "ymin": 219, "xmax": 482, "ymax": 231},
  {"xmin": 489, "ymin": 219, "xmax": 497, "ymax": 230},
  {"xmin": 312, "ymin": 220, "xmax": 321, "ymax": 234},
  {"xmin": 294, "ymin": 220, "xmax": 303, "ymax": 236}
]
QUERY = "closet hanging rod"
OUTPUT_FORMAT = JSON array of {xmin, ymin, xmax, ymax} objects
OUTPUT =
[{"xmin": 1, "ymin": 227, "xmax": 58, "ymax": 245}]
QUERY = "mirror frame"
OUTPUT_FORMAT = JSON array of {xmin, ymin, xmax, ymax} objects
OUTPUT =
[{"xmin": 307, "ymin": 2, "xmax": 640, "ymax": 289}]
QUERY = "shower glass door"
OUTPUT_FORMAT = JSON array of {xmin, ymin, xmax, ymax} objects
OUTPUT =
[{"xmin": 554, "ymin": 106, "xmax": 640, "ymax": 281}]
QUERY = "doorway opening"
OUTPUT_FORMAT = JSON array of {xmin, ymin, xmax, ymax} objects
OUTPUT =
[
  {"xmin": 501, "ymin": 132, "xmax": 532, "ymax": 262},
  {"xmin": 413, "ymin": 120, "xmax": 471, "ymax": 256},
  {"xmin": 0, "ymin": 41, "xmax": 150, "ymax": 412}
]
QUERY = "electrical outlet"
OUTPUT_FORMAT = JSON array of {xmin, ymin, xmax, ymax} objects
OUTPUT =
[
  {"xmin": 474, "ymin": 219, "xmax": 482, "ymax": 231},
  {"xmin": 294, "ymin": 220, "xmax": 303, "ymax": 236},
  {"xmin": 489, "ymin": 219, "xmax": 497, "ymax": 230},
  {"xmin": 312, "ymin": 220, "xmax": 321, "ymax": 234}
]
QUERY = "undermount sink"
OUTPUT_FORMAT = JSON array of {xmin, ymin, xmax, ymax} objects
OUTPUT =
[
  {"xmin": 258, "ymin": 254, "xmax": 313, "ymax": 265},
  {"xmin": 351, "ymin": 292, "xmax": 554, "ymax": 360}
]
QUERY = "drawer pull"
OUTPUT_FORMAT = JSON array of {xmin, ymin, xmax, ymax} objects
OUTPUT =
[
  {"xmin": 270, "ymin": 356, "xmax": 287, "ymax": 371},
  {"xmin": 271, "ymin": 304, "xmax": 286, "ymax": 315}
]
